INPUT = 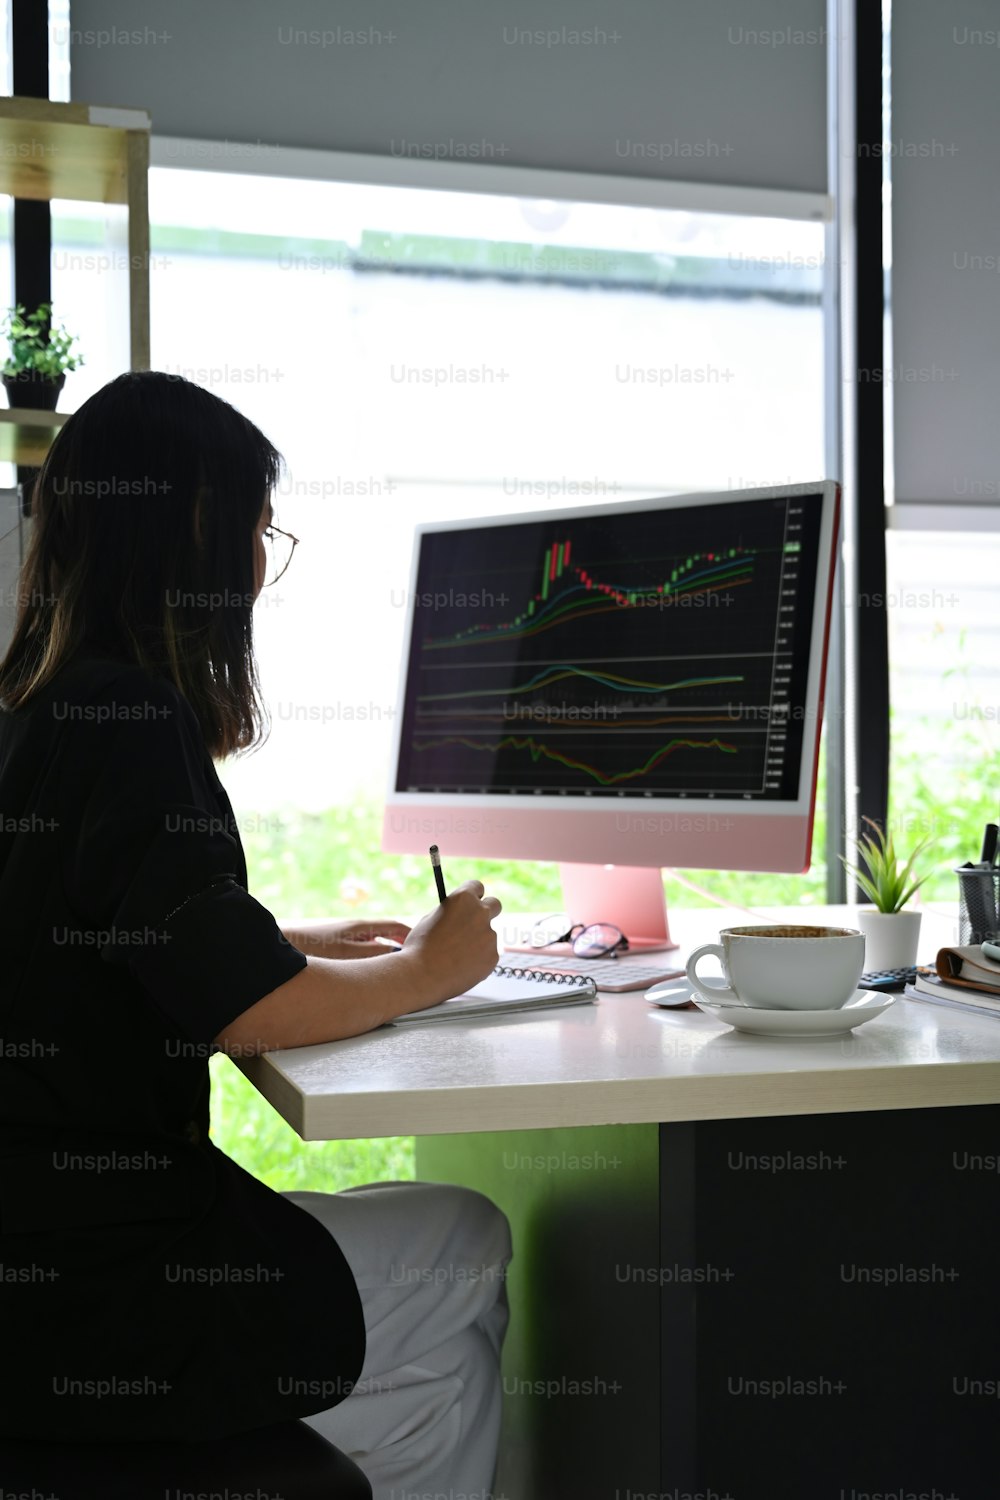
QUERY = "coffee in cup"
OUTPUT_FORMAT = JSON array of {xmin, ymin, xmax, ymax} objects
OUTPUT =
[{"xmin": 685, "ymin": 925, "xmax": 865, "ymax": 1011}]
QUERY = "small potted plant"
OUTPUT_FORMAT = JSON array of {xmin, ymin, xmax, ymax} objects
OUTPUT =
[
  {"xmin": 842, "ymin": 817, "xmax": 931, "ymax": 970},
  {"xmin": 1, "ymin": 301, "xmax": 84, "ymax": 411}
]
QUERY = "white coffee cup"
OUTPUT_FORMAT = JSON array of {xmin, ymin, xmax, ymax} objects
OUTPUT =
[{"xmin": 685, "ymin": 925, "xmax": 866, "ymax": 1011}]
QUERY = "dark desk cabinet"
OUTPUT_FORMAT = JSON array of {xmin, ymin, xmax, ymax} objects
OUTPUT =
[{"xmin": 418, "ymin": 1104, "xmax": 1000, "ymax": 1500}]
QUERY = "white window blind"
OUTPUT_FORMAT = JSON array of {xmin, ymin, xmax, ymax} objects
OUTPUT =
[
  {"xmin": 69, "ymin": 0, "xmax": 827, "ymax": 194},
  {"xmin": 890, "ymin": 0, "xmax": 1000, "ymax": 511}
]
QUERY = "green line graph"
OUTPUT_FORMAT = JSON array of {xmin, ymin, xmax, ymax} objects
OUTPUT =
[
  {"xmin": 417, "ymin": 663, "xmax": 744, "ymax": 705},
  {"xmin": 412, "ymin": 733, "xmax": 739, "ymax": 787}
]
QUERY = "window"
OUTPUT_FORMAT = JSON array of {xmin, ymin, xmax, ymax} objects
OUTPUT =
[
  {"xmin": 137, "ymin": 168, "xmax": 824, "ymax": 881},
  {"xmin": 881, "ymin": 0, "xmax": 998, "ymax": 907},
  {"xmin": 44, "ymin": 166, "xmax": 827, "ymax": 1185},
  {"xmin": 885, "ymin": 528, "xmax": 1000, "ymax": 899}
]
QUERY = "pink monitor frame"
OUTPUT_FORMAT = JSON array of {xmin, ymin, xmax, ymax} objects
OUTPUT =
[{"xmin": 382, "ymin": 481, "xmax": 841, "ymax": 945}]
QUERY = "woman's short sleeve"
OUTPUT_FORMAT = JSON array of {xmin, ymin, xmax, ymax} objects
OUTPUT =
[{"xmin": 60, "ymin": 668, "xmax": 307, "ymax": 1046}]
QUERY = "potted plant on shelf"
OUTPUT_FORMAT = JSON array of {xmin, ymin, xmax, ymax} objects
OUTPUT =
[
  {"xmin": 842, "ymin": 818, "xmax": 931, "ymax": 971},
  {"xmin": 1, "ymin": 302, "xmax": 84, "ymax": 412}
]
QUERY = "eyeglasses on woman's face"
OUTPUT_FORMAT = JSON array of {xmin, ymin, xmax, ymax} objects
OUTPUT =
[
  {"xmin": 261, "ymin": 522, "xmax": 299, "ymax": 587},
  {"xmin": 0, "ymin": 508, "xmax": 303, "ymax": 587}
]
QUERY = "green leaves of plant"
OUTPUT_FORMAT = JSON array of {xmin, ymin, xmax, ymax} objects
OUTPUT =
[
  {"xmin": 0, "ymin": 301, "xmax": 84, "ymax": 379},
  {"xmin": 840, "ymin": 816, "xmax": 931, "ymax": 914}
]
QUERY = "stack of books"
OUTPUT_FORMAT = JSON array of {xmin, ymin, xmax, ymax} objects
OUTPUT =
[{"xmin": 904, "ymin": 946, "xmax": 1000, "ymax": 1018}]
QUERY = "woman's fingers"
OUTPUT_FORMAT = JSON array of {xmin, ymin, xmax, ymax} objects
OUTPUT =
[
  {"xmin": 454, "ymin": 879, "xmax": 485, "ymax": 900},
  {"xmin": 345, "ymin": 920, "xmax": 411, "ymax": 942},
  {"xmin": 365, "ymin": 919, "xmax": 411, "ymax": 941}
]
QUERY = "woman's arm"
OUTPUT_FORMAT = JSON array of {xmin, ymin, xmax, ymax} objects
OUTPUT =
[{"xmin": 214, "ymin": 881, "xmax": 500, "ymax": 1054}]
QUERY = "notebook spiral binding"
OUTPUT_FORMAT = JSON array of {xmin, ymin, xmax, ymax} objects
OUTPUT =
[{"xmin": 493, "ymin": 963, "xmax": 595, "ymax": 988}]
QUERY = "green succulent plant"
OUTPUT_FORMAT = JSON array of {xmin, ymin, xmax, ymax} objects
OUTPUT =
[
  {"xmin": 0, "ymin": 302, "xmax": 84, "ymax": 380},
  {"xmin": 841, "ymin": 817, "xmax": 930, "ymax": 914}
]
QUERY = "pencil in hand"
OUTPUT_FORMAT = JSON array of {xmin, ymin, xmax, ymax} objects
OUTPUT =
[{"xmin": 429, "ymin": 844, "xmax": 447, "ymax": 904}]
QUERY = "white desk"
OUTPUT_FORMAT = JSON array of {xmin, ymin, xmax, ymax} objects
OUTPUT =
[
  {"xmin": 237, "ymin": 903, "xmax": 1000, "ymax": 1498},
  {"xmin": 241, "ymin": 904, "xmax": 1000, "ymax": 1139}
]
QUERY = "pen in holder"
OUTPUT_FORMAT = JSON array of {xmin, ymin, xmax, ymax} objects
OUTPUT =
[{"xmin": 955, "ymin": 865, "xmax": 1000, "ymax": 945}]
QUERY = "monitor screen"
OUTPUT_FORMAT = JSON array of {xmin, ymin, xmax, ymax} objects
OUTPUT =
[{"xmin": 384, "ymin": 482, "xmax": 839, "ymax": 875}]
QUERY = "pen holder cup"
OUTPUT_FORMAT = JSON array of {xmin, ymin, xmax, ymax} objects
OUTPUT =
[{"xmin": 955, "ymin": 866, "xmax": 1000, "ymax": 945}]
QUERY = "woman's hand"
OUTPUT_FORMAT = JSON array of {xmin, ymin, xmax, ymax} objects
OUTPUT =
[
  {"xmin": 401, "ymin": 880, "xmax": 503, "ymax": 1002},
  {"xmin": 280, "ymin": 917, "xmax": 411, "ymax": 960}
]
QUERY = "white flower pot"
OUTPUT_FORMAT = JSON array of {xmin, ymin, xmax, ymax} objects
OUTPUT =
[{"xmin": 855, "ymin": 908, "xmax": 922, "ymax": 972}]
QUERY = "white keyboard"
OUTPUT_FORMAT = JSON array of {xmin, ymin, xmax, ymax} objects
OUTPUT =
[{"xmin": 500, "ymin": 953, "xmax": 686, "ymax": 993}]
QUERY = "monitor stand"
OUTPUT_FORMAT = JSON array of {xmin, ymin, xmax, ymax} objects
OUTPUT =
[{"xmin": 559, "ymin": 863, "xmax": 678, "ymax": 952}]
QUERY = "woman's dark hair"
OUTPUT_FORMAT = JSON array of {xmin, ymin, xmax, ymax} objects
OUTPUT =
[{"xmin": 0, "ymin": 370, "xmax": 281, "ymax": 758}]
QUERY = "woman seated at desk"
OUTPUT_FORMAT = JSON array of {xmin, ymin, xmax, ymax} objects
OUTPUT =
[{"xmin": 0, "ymin": 371, "xmax": 511, "ymax": 1497}]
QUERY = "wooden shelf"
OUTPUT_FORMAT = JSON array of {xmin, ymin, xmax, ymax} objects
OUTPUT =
[
  {"xmin": 0, "ymin": 407, "xmax": 69, "ymax": 466},
  {"xmin": 0, "ymin": 96, "xmax": 150, "ymax": 205},
  {"xmin": 0, "ymin": 96, "xmax": 151, "ymax": 468}
]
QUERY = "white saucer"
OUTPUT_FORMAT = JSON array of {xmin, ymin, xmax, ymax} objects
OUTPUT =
[{"xmin": 691, "ymin": 990, "xmax": 894, "ymax": 1037}]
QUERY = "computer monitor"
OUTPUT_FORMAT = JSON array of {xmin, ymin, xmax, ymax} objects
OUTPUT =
[{"xmin": 382, "ymin": 481, "xmax": 841, "ymax": 950}]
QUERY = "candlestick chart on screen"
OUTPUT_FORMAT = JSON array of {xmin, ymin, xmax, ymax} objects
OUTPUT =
[{"xmin": 395, "ymin": 495, "xmax": 821, "ymax": 801}]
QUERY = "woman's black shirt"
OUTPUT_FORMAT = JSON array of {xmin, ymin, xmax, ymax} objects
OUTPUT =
[{"xmin": 0, "ymin": 653, "xmax": 365, "ymax": 1441}]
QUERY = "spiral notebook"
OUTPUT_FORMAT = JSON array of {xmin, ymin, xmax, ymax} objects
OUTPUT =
[{"xmin": 390, "ymin": 963, "xmax": 599, "ymax": 1025}]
